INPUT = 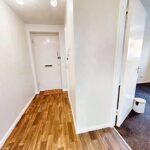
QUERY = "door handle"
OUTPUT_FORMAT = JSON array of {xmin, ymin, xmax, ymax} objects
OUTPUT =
[{"xmin": 45, "ymin": 65, "xmax": 53, "ymax": 67}]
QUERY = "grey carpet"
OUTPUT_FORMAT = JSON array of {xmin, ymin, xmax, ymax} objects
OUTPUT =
[{"xmin": 116, "ymin": 83, "xmax": 150, "ymax": 150}]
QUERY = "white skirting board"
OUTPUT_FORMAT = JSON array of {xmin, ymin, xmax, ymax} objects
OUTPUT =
[
  {"xmin": 67, "ymin": 96, "xmax": 77, "ymax": 134},
  {"xmin": 114, "ymin": 127, "xmax": 132, "ymax": 150},
  {"xmin": 63, "ymin": 89, "xmax": 68, "ymax": 92},
  {"xmin": 67, "ymin": 93, "xmax": 111, "ymax": 134},
  {"xmin": 76, "ymin": 124, "xmax": 111, "ymax": 134},
  {"xmin": 0, "ymin": 93, "xmax": 37, "ymax": 149}
]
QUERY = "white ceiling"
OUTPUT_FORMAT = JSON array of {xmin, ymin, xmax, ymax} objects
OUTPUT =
[
  {"xmin": 4, "ymin": 0, "xmax": 149, "ymax": 25},
  {"xmin": 4, "ymin": 0, "xmax": 66, "ymax": 25}
]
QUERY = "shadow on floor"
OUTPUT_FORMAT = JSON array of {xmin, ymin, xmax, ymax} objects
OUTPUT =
[{"xmin": 116, "ymin": 83, "xmax": 150, "ymax": 150}]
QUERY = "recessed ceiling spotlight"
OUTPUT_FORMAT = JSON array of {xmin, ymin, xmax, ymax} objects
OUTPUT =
[
  {"xmin": 50, "ymin": 0, "xmax": 58, "ymax": 7},
  {"xmin": 16, "ymin": 0, "xmax": 24, "ymax": 5}
]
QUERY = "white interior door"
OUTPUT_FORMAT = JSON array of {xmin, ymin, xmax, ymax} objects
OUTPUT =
[
  {"xmin": 117, "ymin": 0, "xmax": 147, "ymax": 126},
  {"xmin": 31, "ymin": 33, "xmax": 62, "ymax": 91}
]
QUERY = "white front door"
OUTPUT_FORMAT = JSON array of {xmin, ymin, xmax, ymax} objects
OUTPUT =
[
  {"xmin": 31, "ymin": 33, "xmax": 62, "ymax": 91},
  {"xmin": 117, "ymin": 0, "xmax": 147, "ymax": 126}
]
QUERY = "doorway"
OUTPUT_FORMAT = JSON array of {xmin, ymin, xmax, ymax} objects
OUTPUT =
[
  {"xmin": 31, "ymin": 33, "xmax": 62, "ymax": 91},
  {"xmin": 115, "ymin": 0, "xmax": 147, "ymax": 127},
  {"xmin": 115, "ymin": 0, "xmax": 150, "ymax": 149}
]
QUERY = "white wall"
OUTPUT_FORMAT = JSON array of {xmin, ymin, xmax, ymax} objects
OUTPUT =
[
  {"xmin": 0, "ymin": 0, "xmax": 35, "ymax": 147},
  {"xmin": 137, "ymin": 15, "xmax": 150, "ymax": 83},
  {"xmin": 65, "ymin": 0, "xmax": 77, "ymax": 124},
  {"xmin": 73, "ymin": 0, "xmax": 119, "ymax": 132},
  {"xmin": 25, "ymin": 24, "xmax": 67, "ymax": 91}
]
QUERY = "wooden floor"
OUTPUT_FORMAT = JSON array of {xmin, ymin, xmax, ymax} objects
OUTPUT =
[{"xmin": 1, "ymin": 91, "xmax": 129, "ymax": 150}]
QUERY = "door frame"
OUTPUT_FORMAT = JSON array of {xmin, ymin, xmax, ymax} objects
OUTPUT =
[
  {"xmin": 26, "ymin": 25, "xmax": 67, "ymax": 93},
  {"xmin": 31, "ymin": 32, "xmax": 62, "ymax": 91},
  {"xmin": 110, "ymin": 0, "xmax": 129, "ymax": 126}
]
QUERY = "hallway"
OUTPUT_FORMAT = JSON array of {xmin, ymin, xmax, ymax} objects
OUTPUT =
[{"xmin": 2, "ymin": 91, "xmax": 129, "ymax": 150}]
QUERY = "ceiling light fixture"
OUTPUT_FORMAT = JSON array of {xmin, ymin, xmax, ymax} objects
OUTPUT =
[
  {"xmin": 16, "ymin": 0, "xmax": 24, "ymax": 5},
  {"xmin": 50, "ymin": 0, "xmax": 58, "ymax": 7}
]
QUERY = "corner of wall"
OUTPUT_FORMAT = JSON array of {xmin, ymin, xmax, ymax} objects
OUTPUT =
[{"xmin": 67, "ymin": 95, "xmax": 77, "ymax": 133}]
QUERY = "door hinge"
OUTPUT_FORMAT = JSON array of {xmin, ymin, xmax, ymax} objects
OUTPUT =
[
  {"xmin": 126, "ymin": 8, "xmax": 129, "ymax": 15},
  {"xmin": 116, "ymin": 109, "xmax": 119, "ymax": 116}
]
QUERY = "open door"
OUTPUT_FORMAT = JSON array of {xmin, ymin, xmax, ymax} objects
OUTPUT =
[{"xmin": 116, "ymin": 0, "xmax": 147, "ymax": 126}]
